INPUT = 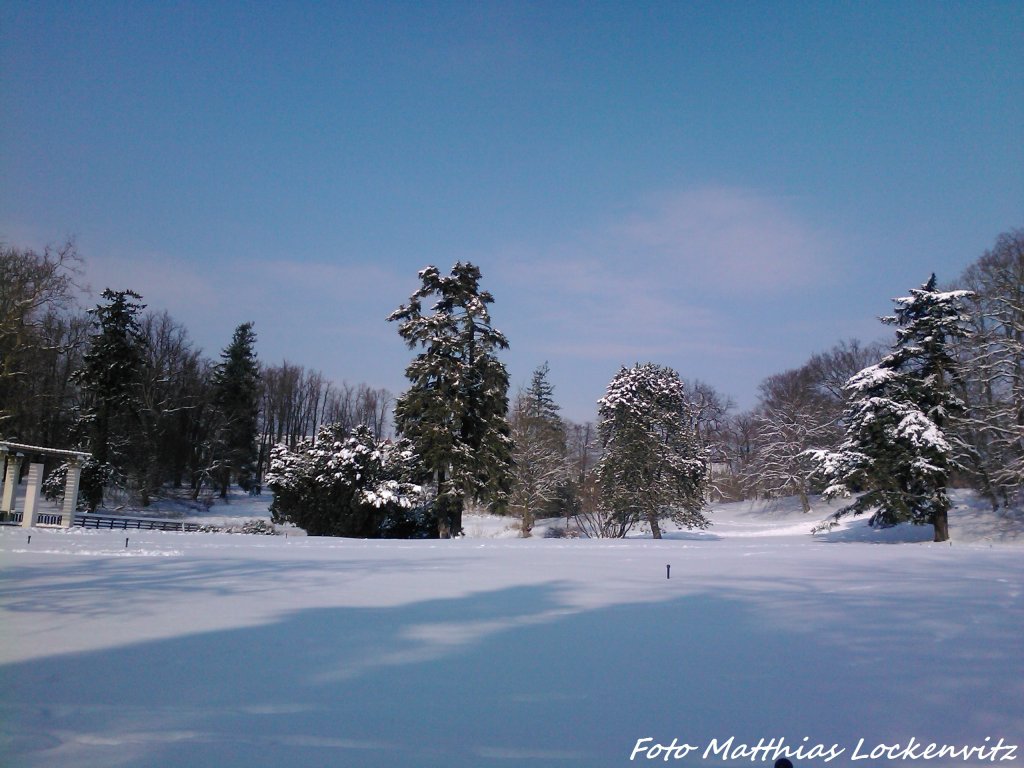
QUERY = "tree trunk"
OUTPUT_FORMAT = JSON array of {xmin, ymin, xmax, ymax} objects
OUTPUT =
[
  {"xmin": 521, "ymin": 507, "xmax": 533, "ymax": 538},
  {"xmin": 932, "ymin": 509, "xmax": 950, "ymax": 542},
  {"xmin": 436, "ymin": 496, "xmax": 453, "ymax": 538},
  {"xmin": 451, "ymin": 499, "xmax": 463, "ymax": 537},
  {"xmin": 648, "ymin": 511, "xmax": 662, "ymax": 539},
  {"xmin": 435, "ymin": 470, "xmax": 451, "ymax": 538}
]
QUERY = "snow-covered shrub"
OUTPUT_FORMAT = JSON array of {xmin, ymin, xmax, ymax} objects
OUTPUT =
[
  {"xmin": 195, "ymin": 520, "xmax": 276, "ymax": 535},
  {"xmin": 266, "ymin": 423, "xmax": 431, "ymax": 538},
  {"xmin": 236, "ymin": 519, "xmax": 277, "ymax": 535}
]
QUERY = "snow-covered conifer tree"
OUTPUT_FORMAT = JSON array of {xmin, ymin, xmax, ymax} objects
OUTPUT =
[
  {"xmin": 597, "ymin": 363, "xmax": 710, "ymax": 538},
  {"xmin": 73, "ymin": 288, "xmax": 148, "ymax": 510},
  {"xmin": 509, "ymin": 362, "xmax": 568, "ymax": 537},
  {"xmin": 210, "ymin": 322, "xmax": 260, "ymax": 497},
  {"xmin": 808, "ymin": 275, "xmax": 972, "ymax": 541},
  {"xmin": 388, "ymin": 263, "xmax": 513, "ymax": 537}
]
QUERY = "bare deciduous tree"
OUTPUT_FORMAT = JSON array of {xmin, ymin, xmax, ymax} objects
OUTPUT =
[
  {"xmin": 0, "ymin": 240, "xmax": 84, "ymax": 437},
  {"xmin": 747, "ymin": 367, "xmax": 836, "ymax": 512},
  {"xmin": 258, "ymin": 361, "xmax": 393, "ymax": 481},
  {"xmin": 955, "ymin": 229, "xmax": 1024, "ymax": 507}
]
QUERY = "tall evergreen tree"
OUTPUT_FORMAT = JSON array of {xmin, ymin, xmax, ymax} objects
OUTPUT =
[
  {"xmin": 210, "ymin": 322, "xmax": 260, "ymax": 497},
  {"xmin": 597, "ymin": 363, "xmax": 710, "ymax": 538},
  {"xmin": 388, "ymin": 263, "xmax": 513, "ymax": 538},
  {"xmin": 524, "ymin": 362, "xmax": 561, "ymax": 425},
  {"xmin": 73, "ymin": 289, "xmax": 148, "ymax": 510},
  {"xmin": 808, "ymin": 275, "xmax": 972, "ymax": 542},
  {"xmin": 509, "ymin": 362, "xmax": 568, "ymax": 537}
]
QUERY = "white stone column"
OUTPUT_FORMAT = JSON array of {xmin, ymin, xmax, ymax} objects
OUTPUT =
[
  {"xmin": 21, "ymin": 462, "xmax": 44, "ymax": 527},
  {"xmin": 62, "ymin": 458, "xmax": 83, "ymax": 527},
  {"xmin": 2, "ymin": 453, "xmax": 22, "ymax": 516}
]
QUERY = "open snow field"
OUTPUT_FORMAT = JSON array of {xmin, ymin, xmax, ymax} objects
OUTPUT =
[{"xmin": 1, "ymin": 492, "xmax": 1022, "ymax": 768}]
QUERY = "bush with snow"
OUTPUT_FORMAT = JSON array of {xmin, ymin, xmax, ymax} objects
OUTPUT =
[
  {"xmin": 195, "ymin": 519, "xmax": 278, "ymax": 535},
  {"xmin": 266, "ymin": 423, "xmax": 431, "ymax": 538}
]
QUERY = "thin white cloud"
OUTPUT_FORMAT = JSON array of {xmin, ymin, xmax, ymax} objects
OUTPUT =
[
  {"xmin": 80, "ymin": 252, "xmax": 412, "ymax": 383},
  {"xmin": 616, "ymin": 186, "xmax": 834, "ymax": 292},
  {"xmin": 495, "ymin": 250, "xmax": 716, "ymax": 363},
  {"xmin": 240, "ymin": 259, "xmax": 411, "ymax": 345},
  {"xmin": 493, "ymin": 185, "xmax": 834, "ymax": 368},
  {"xmin": 86, "ymin": 251, "xmax": 221, "ymax": 312},
  {"xmin": 251, "ymin": 260, "xmax": 402, "ymax": 303}
]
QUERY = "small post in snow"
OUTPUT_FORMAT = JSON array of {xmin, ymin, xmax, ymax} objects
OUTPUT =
[
  {"xmin": 125, "ymin": 537, "xmax": 129, "ymax": 549},
  {"xmin": 666, "ymin": 564, "xmax": 671, "ymax": 579},
  {"xmin": 27, "ymin": 535, "xmax": 31, "ymax": 545}
]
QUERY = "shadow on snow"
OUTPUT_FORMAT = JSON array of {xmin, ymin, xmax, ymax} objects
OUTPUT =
[{"xmin": 1, "ymin": 558, "xmax": 1021, "ymax": 768}]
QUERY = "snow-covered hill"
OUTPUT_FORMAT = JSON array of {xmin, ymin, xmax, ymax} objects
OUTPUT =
[{"xmin": 1, "ymin": 493, "xmax": 1021, "ymax": 767}]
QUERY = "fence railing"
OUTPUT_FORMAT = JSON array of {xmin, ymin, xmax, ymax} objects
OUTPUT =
[
  {"xmin": 1, "ymin": 511, "xmax": 65, "ymax": 526},
  {"xmin": 2, "ymin": 510, "xmax": 202, "ymax": 531},
  {"xmin": 73, "ymin": 514, "xmax": 202, "ymax": 532}
]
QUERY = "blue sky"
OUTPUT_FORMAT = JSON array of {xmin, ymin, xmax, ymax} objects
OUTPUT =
[{"xmin": 2, "ymin": 1, "xmax": 1022, "ymax": 421}]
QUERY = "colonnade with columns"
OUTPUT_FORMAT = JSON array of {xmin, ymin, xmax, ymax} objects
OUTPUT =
[{"xmin": 0, "ymin": 442, "xmax": 90, "ymax": 528}]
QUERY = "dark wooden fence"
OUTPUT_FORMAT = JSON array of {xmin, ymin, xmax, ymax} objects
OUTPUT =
[
  {"xmin": 73, "ymin": 513, "xmax": 202, "ymax": 532},
  {"xmin": 2, "ymin": 510, "xmax": 202, "ymax": 531}
]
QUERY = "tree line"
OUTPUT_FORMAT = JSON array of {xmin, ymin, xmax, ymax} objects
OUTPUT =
[
  {"xmin": 0, "ymin": 241, "xmax": 390, "ymax": 510},
  {"xmin": 2, "ymin": 229, "xmax": 1021, "ymax": 540},
  {"xmin": 268, "ymin": 232, "xmax": 1022, "ymax": 542}
]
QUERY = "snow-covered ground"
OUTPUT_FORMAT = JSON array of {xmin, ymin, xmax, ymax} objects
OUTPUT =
[{"xmin": 1, "ymin": 491, "xmax": 1022, "ymax": 767}]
